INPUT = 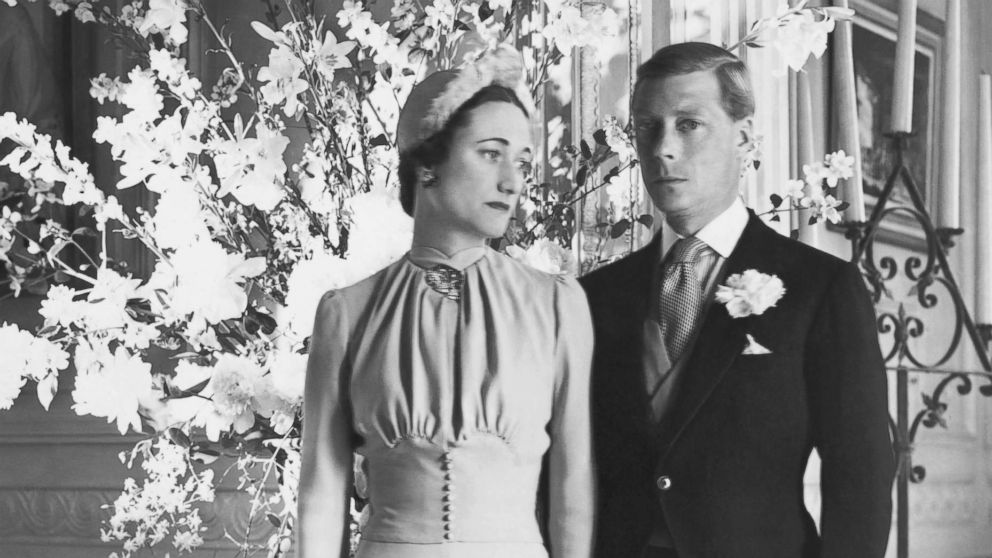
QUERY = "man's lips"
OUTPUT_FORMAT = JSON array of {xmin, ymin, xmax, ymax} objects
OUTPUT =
[
  {"xmin": 652, "ymin": 176, "xmax": 688, "ymax": 185},
  {"xmin": 485, "ymin": 201, "xmax": 511, "ymax": 211}
]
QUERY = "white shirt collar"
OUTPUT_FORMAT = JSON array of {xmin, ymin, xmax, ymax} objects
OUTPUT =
[{"xmin": 665, "ymin": 197, "xmax": 749, "ymax": 259}]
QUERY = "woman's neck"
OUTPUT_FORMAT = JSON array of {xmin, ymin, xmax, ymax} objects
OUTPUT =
[{"xmin": 411, "ymin": 219, "xmax": 486, "ymax": 257}]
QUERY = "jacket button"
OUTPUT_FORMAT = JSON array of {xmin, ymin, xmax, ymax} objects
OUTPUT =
[{"xmin": 656, "ymin": 476, "xmax": 672, "ymax": 491}]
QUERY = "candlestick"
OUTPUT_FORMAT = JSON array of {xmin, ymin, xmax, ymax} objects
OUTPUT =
[
  {"xmin": 797, "ymin": 71, "xmax": 818, "ymax": 248},
  {"xmin": 831, "ymin": 0, "xmax": 865, "ymax": 222},
  {"xmin": 977, "ymin": 74, "xmax": 992, "ymax": 324},
  {"xmin": 890, "ymin": 0, "xmax": 917, "ymax": 133},
  {"xmin": 937, "ymin": 0, "xmax": 961, "ymax": 229}
]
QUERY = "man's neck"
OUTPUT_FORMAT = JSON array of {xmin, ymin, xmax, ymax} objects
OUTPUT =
[{"xmin": 667, "ymin": 203, "xmax": 733, "ymax": 237}]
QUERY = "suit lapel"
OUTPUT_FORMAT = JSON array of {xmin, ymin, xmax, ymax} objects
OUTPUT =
[{"xmin": 656, "ymin": 213, "xmax": 775, "ymax": 458}]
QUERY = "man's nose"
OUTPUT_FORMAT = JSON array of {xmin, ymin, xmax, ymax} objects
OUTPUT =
[{"xmin": 654, "ymin": 129, "xmax": 680, "ymax": 161}]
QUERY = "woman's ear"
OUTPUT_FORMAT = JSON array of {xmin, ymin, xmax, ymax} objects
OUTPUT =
[{"xmin": 419, "ymin": 166, "xmax": 438, "ymax": 188}]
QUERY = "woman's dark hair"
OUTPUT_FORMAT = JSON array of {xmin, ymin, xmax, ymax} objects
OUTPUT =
[{"xmin": 397, "ymin": 84, "xmax": 529, "ymax": 216}]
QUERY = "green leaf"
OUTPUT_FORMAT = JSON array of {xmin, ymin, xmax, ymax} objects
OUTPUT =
[
  {"xmin": 71, "ymin": 227, "xmax": 97, "ymax": 237},
  {"xmin": 580, "ymin": 140, "xmax": 592, "ymax": 160},
  {"xmin": 770, "ymin": 193, "xmax": 783, "ymax": 208},
  {"xmin": 770, "ymin": 214, "xmax": 781, "ymax": 222},
  {"xmin": 167, "ymin": 378, "xmax": 209, "ymax": 399},
  {"xmin": 191, "ymin": 449, "xmax": 220, "ymax": 464},
  {"xmin": 609, "ymin": 219, "xmax": 630, "ymax": 239},
  {"xmin": 478, "ymin": 1, "xmax": 494, "ymax": 21},
  {"xmin": 453, "ymin": 19, "xmax": 470, "ymax": 31},
  {"xmin": 603, "ymin": 165, "xmax": 620, "ymax": 183},
  {"xmin": 592, "ymin": 129, "xmax": 608, "ymax": 146},
  {"xmin": 267, "ymin": 513, "xmax": 282, "ymax": 528},
  {"xmin": 575, "ymin": 165, "xmax": 588, "ymax": 188},
  {"xmin": 807, "ymin": 215, "xmax": 818, "ymax": 226},
  {"xmin": 167, "ymin": 427, "xmax": 191, "ymax": 449},
  {"xmin": 369, "ymin": 134, "xmax": 389, "ymax": 148},
  {"xmin": 636, "ymin": 214, "xmax": 654, "ymax": 228}
]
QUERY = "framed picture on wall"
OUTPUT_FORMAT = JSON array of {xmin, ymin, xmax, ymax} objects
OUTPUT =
[{"xmin": 847, "ymin": 0, "xmax": 943, "ymax": 247}]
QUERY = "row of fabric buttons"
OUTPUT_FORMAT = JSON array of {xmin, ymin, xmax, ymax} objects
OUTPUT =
[{"xmin": 442, "ymin": 450, "xmax": 456, "ymax": 541}]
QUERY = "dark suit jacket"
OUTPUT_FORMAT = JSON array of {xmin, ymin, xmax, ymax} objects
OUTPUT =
[{"xmin": 579, "ymin": 212, "xmax": 895, "ymax": 558}]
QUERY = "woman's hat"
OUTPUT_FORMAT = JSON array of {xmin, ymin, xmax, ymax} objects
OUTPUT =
[{"xmin": 396, "ymin": 44, "xmax": 536, "ymax": 153}]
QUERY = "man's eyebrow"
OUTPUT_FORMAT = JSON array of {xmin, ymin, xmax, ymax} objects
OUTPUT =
[{"xmin": 673, "ymin": 106, "xmax": 707, "ymax": 116}]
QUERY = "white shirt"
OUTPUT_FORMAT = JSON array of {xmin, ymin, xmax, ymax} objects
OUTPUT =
[{"xmin": 660, "ymin": 197, "xmax": 749, "ymax": 291}]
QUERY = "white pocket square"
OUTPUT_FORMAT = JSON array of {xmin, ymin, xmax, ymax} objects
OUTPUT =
[{"xmin": 741, "ymin": 334, "xmax": 772, "ymax": 355}]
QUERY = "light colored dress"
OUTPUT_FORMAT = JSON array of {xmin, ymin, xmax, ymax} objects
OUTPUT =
[{"xmin": 298, "ymin": 246, "xmax": 596, "ymax": 558}]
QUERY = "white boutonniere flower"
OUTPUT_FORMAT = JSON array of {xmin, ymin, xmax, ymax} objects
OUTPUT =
[{"xmin": 715, "ymin": 269, "xmax": 786, "ymax": 318}]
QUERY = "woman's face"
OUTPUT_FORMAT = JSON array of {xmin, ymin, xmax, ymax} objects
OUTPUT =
[{"xmin": 418, "ymin": 101, "xmax": 533, "ymax": 242}]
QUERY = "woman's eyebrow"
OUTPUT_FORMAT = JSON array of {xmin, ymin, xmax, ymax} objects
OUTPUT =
[{"xmin": 476, "ymin": 137, "xmax": 509, "ymax": 145}]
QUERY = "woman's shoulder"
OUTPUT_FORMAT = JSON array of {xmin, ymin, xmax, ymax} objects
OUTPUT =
[
  {"xmin": 319, "ymin": 256, "xmax": 409, "ymax": 315},
  {"xmin": 487, "ymin": 247, "xmax": 579, "ymax": 287},
  {"xmin": 486, "ymin": 249, "xmax": 588, "ymax": 309}
]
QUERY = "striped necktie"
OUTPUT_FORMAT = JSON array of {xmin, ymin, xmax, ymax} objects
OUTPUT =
[{"xmin": 659, "ymin": 237, "xmax": 708, "ymax": 362}]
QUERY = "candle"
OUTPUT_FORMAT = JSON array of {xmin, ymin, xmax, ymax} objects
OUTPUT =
[
  {"xmin": 797, "ymin": 71, "xmax": 818, "ymax": 248},
  {"xmin": 937, "ymin": 0, "xmax": 961, "ymax": 229},
  {"xmin": 831, "ymin": 0, "xmax": 865, "ymax": 222},
  {"xmin": 977, "ymin": 74, "xmax": 992, "ymax": 323},
  {"xmin": 890, "ymin": 0, "xmax": 917, "ymax": 133}
]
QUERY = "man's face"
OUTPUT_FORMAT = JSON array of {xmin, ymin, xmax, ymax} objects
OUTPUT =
[{"xmin": 632, "ymin": 70, "xmax": 752, "ymax": 233}]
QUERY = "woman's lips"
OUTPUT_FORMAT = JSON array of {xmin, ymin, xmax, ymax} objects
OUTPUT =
[{"xmin": 485, "ymin": 201, "xmax": 511, "ymax": 211}]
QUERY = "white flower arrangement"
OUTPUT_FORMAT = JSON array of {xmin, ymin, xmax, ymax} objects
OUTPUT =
[
  {"xmin": 0, "ymin": 0, "xmax": 847, "ymax": 556},
  {"xmin": 506, "ymin": 237, "xmax": 577, "ymax": 276},
  {"xmin": 729, "ymin": 0, "xmax": 854, "ymax": 75},
  {"xmin": 715, "ymin": 269, "xmax": 786, "ymax": 319},
  {"xmin": 766, "ymin": 150, "xmax": 855, "ymax": 225}
]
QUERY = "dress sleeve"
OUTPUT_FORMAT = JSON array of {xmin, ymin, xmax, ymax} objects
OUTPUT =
[
  {"xmin": 547, "ymin": 276, "xmax": 597, "ymax": 558},
  {"xmin": 296, "ymin": 291, "xmax": 355, "ymax": 558}
]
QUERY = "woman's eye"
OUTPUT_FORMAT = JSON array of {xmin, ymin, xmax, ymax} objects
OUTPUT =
[{"xmin": 481, "ymin": 150, "xmax": 500, "ymax": 161}]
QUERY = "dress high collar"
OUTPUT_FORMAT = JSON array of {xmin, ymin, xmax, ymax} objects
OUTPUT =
[{"xmin": 407, "ymin": 245, "xmax": 489, "ymax": 271}]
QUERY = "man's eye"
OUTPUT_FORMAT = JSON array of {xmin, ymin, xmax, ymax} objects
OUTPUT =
[
  {"xmin": 677, "ymin": 120, "xmax": 701, "ymax": 132},
  {"xmin": 634, "ymin": 120, "xmax": 656, "ymax": 131}
]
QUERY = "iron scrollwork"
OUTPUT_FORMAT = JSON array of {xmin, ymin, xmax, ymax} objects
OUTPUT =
[{"xmin": 840, "ymin": 132, "xmax": 992, "ymax": 558}]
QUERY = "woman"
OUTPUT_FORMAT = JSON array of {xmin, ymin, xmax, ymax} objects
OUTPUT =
[{"xmin": 296, "ymin": 45, "xmax": 595, "ymax": 558}]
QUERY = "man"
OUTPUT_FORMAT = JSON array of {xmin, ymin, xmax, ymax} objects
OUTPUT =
[{"xmin": 580, "ymin": 42, "xmax": 894, "ymax": 558}]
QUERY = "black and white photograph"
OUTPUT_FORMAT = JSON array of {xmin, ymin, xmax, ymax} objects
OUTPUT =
[{"xmin": 0, "ymin": 1, "xmax": 990, "ymax": 558}]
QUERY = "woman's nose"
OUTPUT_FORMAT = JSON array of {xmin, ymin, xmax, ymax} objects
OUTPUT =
[{"xmin": 497, "ymin": 161, "xmax": 523, "ymax": 194}]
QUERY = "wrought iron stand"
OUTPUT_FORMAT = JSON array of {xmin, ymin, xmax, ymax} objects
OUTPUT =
[{"xmin": 842, "ymin": 133, "xmax": 992, "ymax": 558}]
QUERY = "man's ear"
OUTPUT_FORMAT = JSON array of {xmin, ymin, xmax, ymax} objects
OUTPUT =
[{"xmin": 736, "ymin": 117, "xmax": 755, "ymax": 150}]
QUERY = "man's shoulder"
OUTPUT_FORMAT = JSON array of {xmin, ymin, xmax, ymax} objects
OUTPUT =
[
  {"xmin": 579, "ymin": 241, "xmax": 655, "ymax": 293},
  {"xmin": 741, "ymin": 216, "xmax": 851, "ymax": 277}
]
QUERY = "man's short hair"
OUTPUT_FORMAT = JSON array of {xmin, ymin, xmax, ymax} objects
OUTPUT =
[{"xmin": 634, "ymin": 42, "xmax": 755, "ymax": 121}]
